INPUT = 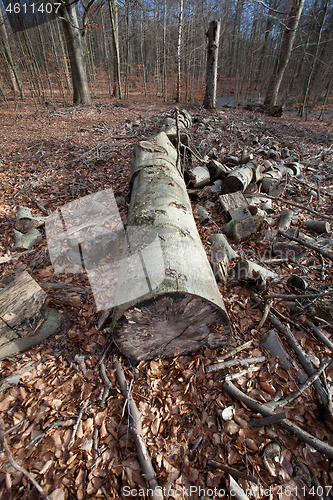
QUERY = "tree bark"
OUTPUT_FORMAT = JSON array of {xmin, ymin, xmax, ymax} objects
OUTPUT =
[
  {"xmin": 60, "ymin": 1, "xmax": 92, "ymax": 105},
  {"xmin": 176, "ymin": 0, "xmax": 184, "ymax": 102},
  {"xmin": 111, "ymin": 132, "xmax": 233, "ymax": 361},
  {"xmin": 203, "ymin": 20, "xmax": 221, "ymax": 109},
  {"xmin": 264, "ymin": 0, "xmax": 305, "ymax": 105},
  {"xmin": 108, "ymin": 0, "xmax": 122, "ymax": 98}
]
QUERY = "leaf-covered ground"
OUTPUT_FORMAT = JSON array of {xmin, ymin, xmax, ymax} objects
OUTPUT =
[{"xmin": 0, "ymin": 96, "xmax": 333, "ymax": 499}]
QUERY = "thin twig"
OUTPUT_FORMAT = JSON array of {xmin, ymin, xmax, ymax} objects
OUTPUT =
[
  {"xmin": 305, "ymin": 319, "xmax": 333, "ymax": 353},
  {"xmin": 207, "ymin": 459, "xmax": 259, "ymax": 484},
  {"xmin": 114, "ymin": 356, "xmax": 163, "ymax": 500},
  {"xmin": 222, "ymin": 380, "xmax": 333, "ymax": 459},
  {"xmin": 265, "ymin": 359, "xmax": 332, "ymax": 409},
  {"xmin": 206, "ymin": 356, "xmax": 266, "ymax": 374},
  {"xmin": 23, "ymin": 190, "xmax": 50, "ymax": 216},
  {"xmin": 0, "ymin": 420, "xmax": 51, "ymax": 500},
  {"xmin": 279, "ymin": 230, "xmax": 333, "ymax": 261},
  {"xmin": 68, "ymin": 398, "xmax": 90, "ymax": 449},
  {"xmin": 248, "ymin": 413, "xmax": 286, "ymax": 427},
  {"xmin": 257, "ymin": 300, "xmax": 272, "ymax": 329},
  {"xmin": 245, "ymin": 193, "xmax": 333, "ymax": 222},
  {"xmin": 250, "ymin": 292, "xmax": 328, "ymax": 407},
  {"xmin": 215, "ymin": 340, "xmax": 253, "ymax": 362},
  {"xmin": 100, "ymin": 363, "xmax": 112, "ymax": 407},
  {"xmin": 264, "ymin": 291, "xmax": 333, "ymax": 300}
]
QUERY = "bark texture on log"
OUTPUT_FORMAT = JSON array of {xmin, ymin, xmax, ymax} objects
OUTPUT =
[
  {"xmin": 0, "ymin": 271, "xmax": 61, "ymax": 360},
  {"xmin": 112, "ymin": 132, "xmax": 233, "ymax": 361}
]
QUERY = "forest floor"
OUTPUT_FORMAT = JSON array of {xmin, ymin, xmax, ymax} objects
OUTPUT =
[{"xmin": 0, "ymin": 94, "xmax": 333, "ymax": 500}]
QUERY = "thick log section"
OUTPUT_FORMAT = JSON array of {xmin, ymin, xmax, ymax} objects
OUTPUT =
[{"xmin": 111, "ymin": 132, "xmax": 233, "ymax": 361}]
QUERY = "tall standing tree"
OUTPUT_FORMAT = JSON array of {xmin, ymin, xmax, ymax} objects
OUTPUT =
[
  {"xmin": 264, "ymin": 0, "xmax": 305, "ymax": 105},
  {"xmin": 176, "ymin": 0, "xmax": 184, "ymax": 102},
  {"xmin": 203, "ymin": 19, "xmax": 221, "ymax": 109},
  {"xmin": 60, "ymin": 0, "xmax": 92, "ymax": 104}
]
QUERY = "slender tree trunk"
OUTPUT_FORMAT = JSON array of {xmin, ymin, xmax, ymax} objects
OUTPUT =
[
  {"xmin": 264, "ymin": 0, "xmax": 305, "ymax": 105},
  {"xmin": 0, "ymin": 7, "xmax": 24, "ymax": 99},
  {"xmin": 299, "ymin": 0, "xmax": 329, "ymax": 117},
  {"xmin": 60, "ymin": 1, "xmax": 92, "ymax": 104},
  {"xmin": 108, "ymin": 0, "xmax": 122, "ymax": 98},
  {"xmin": 203, "ymin": 20, "xmax": 221, "ymax": 109},
  {"xmin": 162, "ymin": 0, "xmax": 167, "ymax": 101},
  {"xmin": 176, "ymin": 0, "xmax": 184, "ymax": 102}
]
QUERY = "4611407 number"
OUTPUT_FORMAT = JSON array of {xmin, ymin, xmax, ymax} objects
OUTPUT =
[{"xmin": 5, "ymin": 2, "xmax": 61, "ymax": 14}]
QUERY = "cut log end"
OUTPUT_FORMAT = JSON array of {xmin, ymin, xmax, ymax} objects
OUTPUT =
[{"xmin": 113, "ymin": 292, "xmax": 232, "ymax": 361}]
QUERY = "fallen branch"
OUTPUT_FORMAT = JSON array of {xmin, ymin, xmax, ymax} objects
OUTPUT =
[
  {"xmin": 264, "ymin": 290, "xmax": 333, "ymax": 300},
  {"xmin": 206, "ymin": 356, "xmax": 266, "ymax": 374},
  {"xmin": 215, "ymin": 340, "xmax": 253, "ymax": 362},
  {"xmin": 0, "ymin": 419, "xmax": 51, "ymax": 500},
  {"xmin": 245, "ymin": 193, "xmax": 333, "ymax": 222},
  {"xmin": 257, "ymin": 300, "xmax": 272, "ymax": 329},
  {"xmin": 222, "ymin": 379, "xmax": 333, "ymax": 459},
  {"xmin": 248, "ymin": 413, "xmax": 286, "ymax": 427},
  {"xmin": 0, "ymin": 249, "xmax": 34, "ymax": 265},
  {"xmin": 265, "ymin": 359, "xmax": 332, "ymax": 409},
  {"xmin": 250, "ymin": 293, "xmax": 328, "ymax": 407},
  {"xmin": 279, "ymin": 230, "xmax": 333, "ymax": 261},
  {"xmin": 207, "ymin": 459, "xmax": 259, "ymax": 484},
  {"xmin": 114, "ymin": 356, "xmax": 163, "ymax": 500},
  {"xmin": 68, "ymin": 398, "xmax": 90, "ymax": 449},
  {"xmin": 305, "ymin": 319, "xmax": 333, "ymax": 354},
  {"xmin": 100, "ymin": 363, "xmax": 111, "ymax": 407},
  {"xmin": 23, "ymin": 190, "xmax": 50, "ymax": 216}
]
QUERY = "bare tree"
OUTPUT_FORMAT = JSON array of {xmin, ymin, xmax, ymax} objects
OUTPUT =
[
  {"xmin": 60, "ymin": 0, "xmax": 92, "ymax": 104},
  {"xmin": 176, "ymin": 0, "xmax": 184, "ymax": 102},
  {"xmin": 264, "ymin": 0, "xmax": 305, "ymax": 105},
  {"xmin": 203, "ymin": 19, "xmax": 221, "ymax": 109}
]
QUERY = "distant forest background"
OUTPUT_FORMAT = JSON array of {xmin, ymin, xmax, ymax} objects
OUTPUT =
[{"xmin": 0, "ymin": 0, "xmax": 332, "ymax": 117}]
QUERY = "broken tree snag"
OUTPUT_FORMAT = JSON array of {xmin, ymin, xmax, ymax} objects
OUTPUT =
[
  {"xmin": 0, "ymin": 271, "xmax": 61, "ymax": 360},
  {"xmin": 111, "ymin": 131, "xmax": 233, "ymax": 361},
  {"xmin": 203, "ymin": 19, "xmax": 221, "ymax": 109},
  {"xmin": 303, "ymin": 220, "xmax": 331, "ymax": 234}
]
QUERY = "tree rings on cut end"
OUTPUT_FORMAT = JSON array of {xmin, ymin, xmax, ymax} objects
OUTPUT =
[{"xmin": 112, "ymin": 292, "xmax": 232, "ymax": 361}]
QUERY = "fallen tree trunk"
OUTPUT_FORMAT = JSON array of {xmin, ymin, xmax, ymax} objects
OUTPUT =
[{"xmin": 111, "ymin": 132, "xmax": 233, "ymax": 361}]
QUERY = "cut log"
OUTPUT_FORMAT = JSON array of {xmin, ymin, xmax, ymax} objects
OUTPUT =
[
  {"xmin": 233, "ymin": 260, "xmax": 277, "ymax": 290},
  {"xmin": 207, "ymin": 159, "xmax": 230, "ymax": 181},
  {"xmin": 111, "ymin": 131, "xmax": 233, "ymax": 361},
  {"xmin": 221, "ymin": 163, "xmax": 256, "ymax": 194},
  {"xmin": 0, "ymin": 271, "xmax": 61, "ymax": 360},
  {"xmin": 286, "ymin": 275, "xmax": 308, "ymax": 291},
  {"xmin": 303, "ymin": 220, "xmax": 330, "ymax": 234},
  {"xmin": 209, "ymin": 233, "xmax": 238, "ymax": 260},
  {"xmin": 219, "ymin": 191, "xmax": 248, "ymax": 213},
  {"xmin": 261, "ymin": 178, "xmax": 284, "ymax": 196},
  {"xmin": 223, "ymin": 215, "xmax": 265, "ymax": 243},
  {"xmin": 278, "ymin": 209, "xmax": 294, "ymax": 230},
  {"xmin": 187, "ymin": 166, "xmax": 210, "ymax": 188},
  {"xmin": 13, "ymin": 228, "xmax": 42, "ymax": 249},
  {"xmin": 210, "ymin": 247, "xmax": 229, "ymax": 284}
]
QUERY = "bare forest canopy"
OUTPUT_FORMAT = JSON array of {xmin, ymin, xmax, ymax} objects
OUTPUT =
[{"xmin": 0, "ymin": 0, "xmax": 333, "ymax": 116}]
